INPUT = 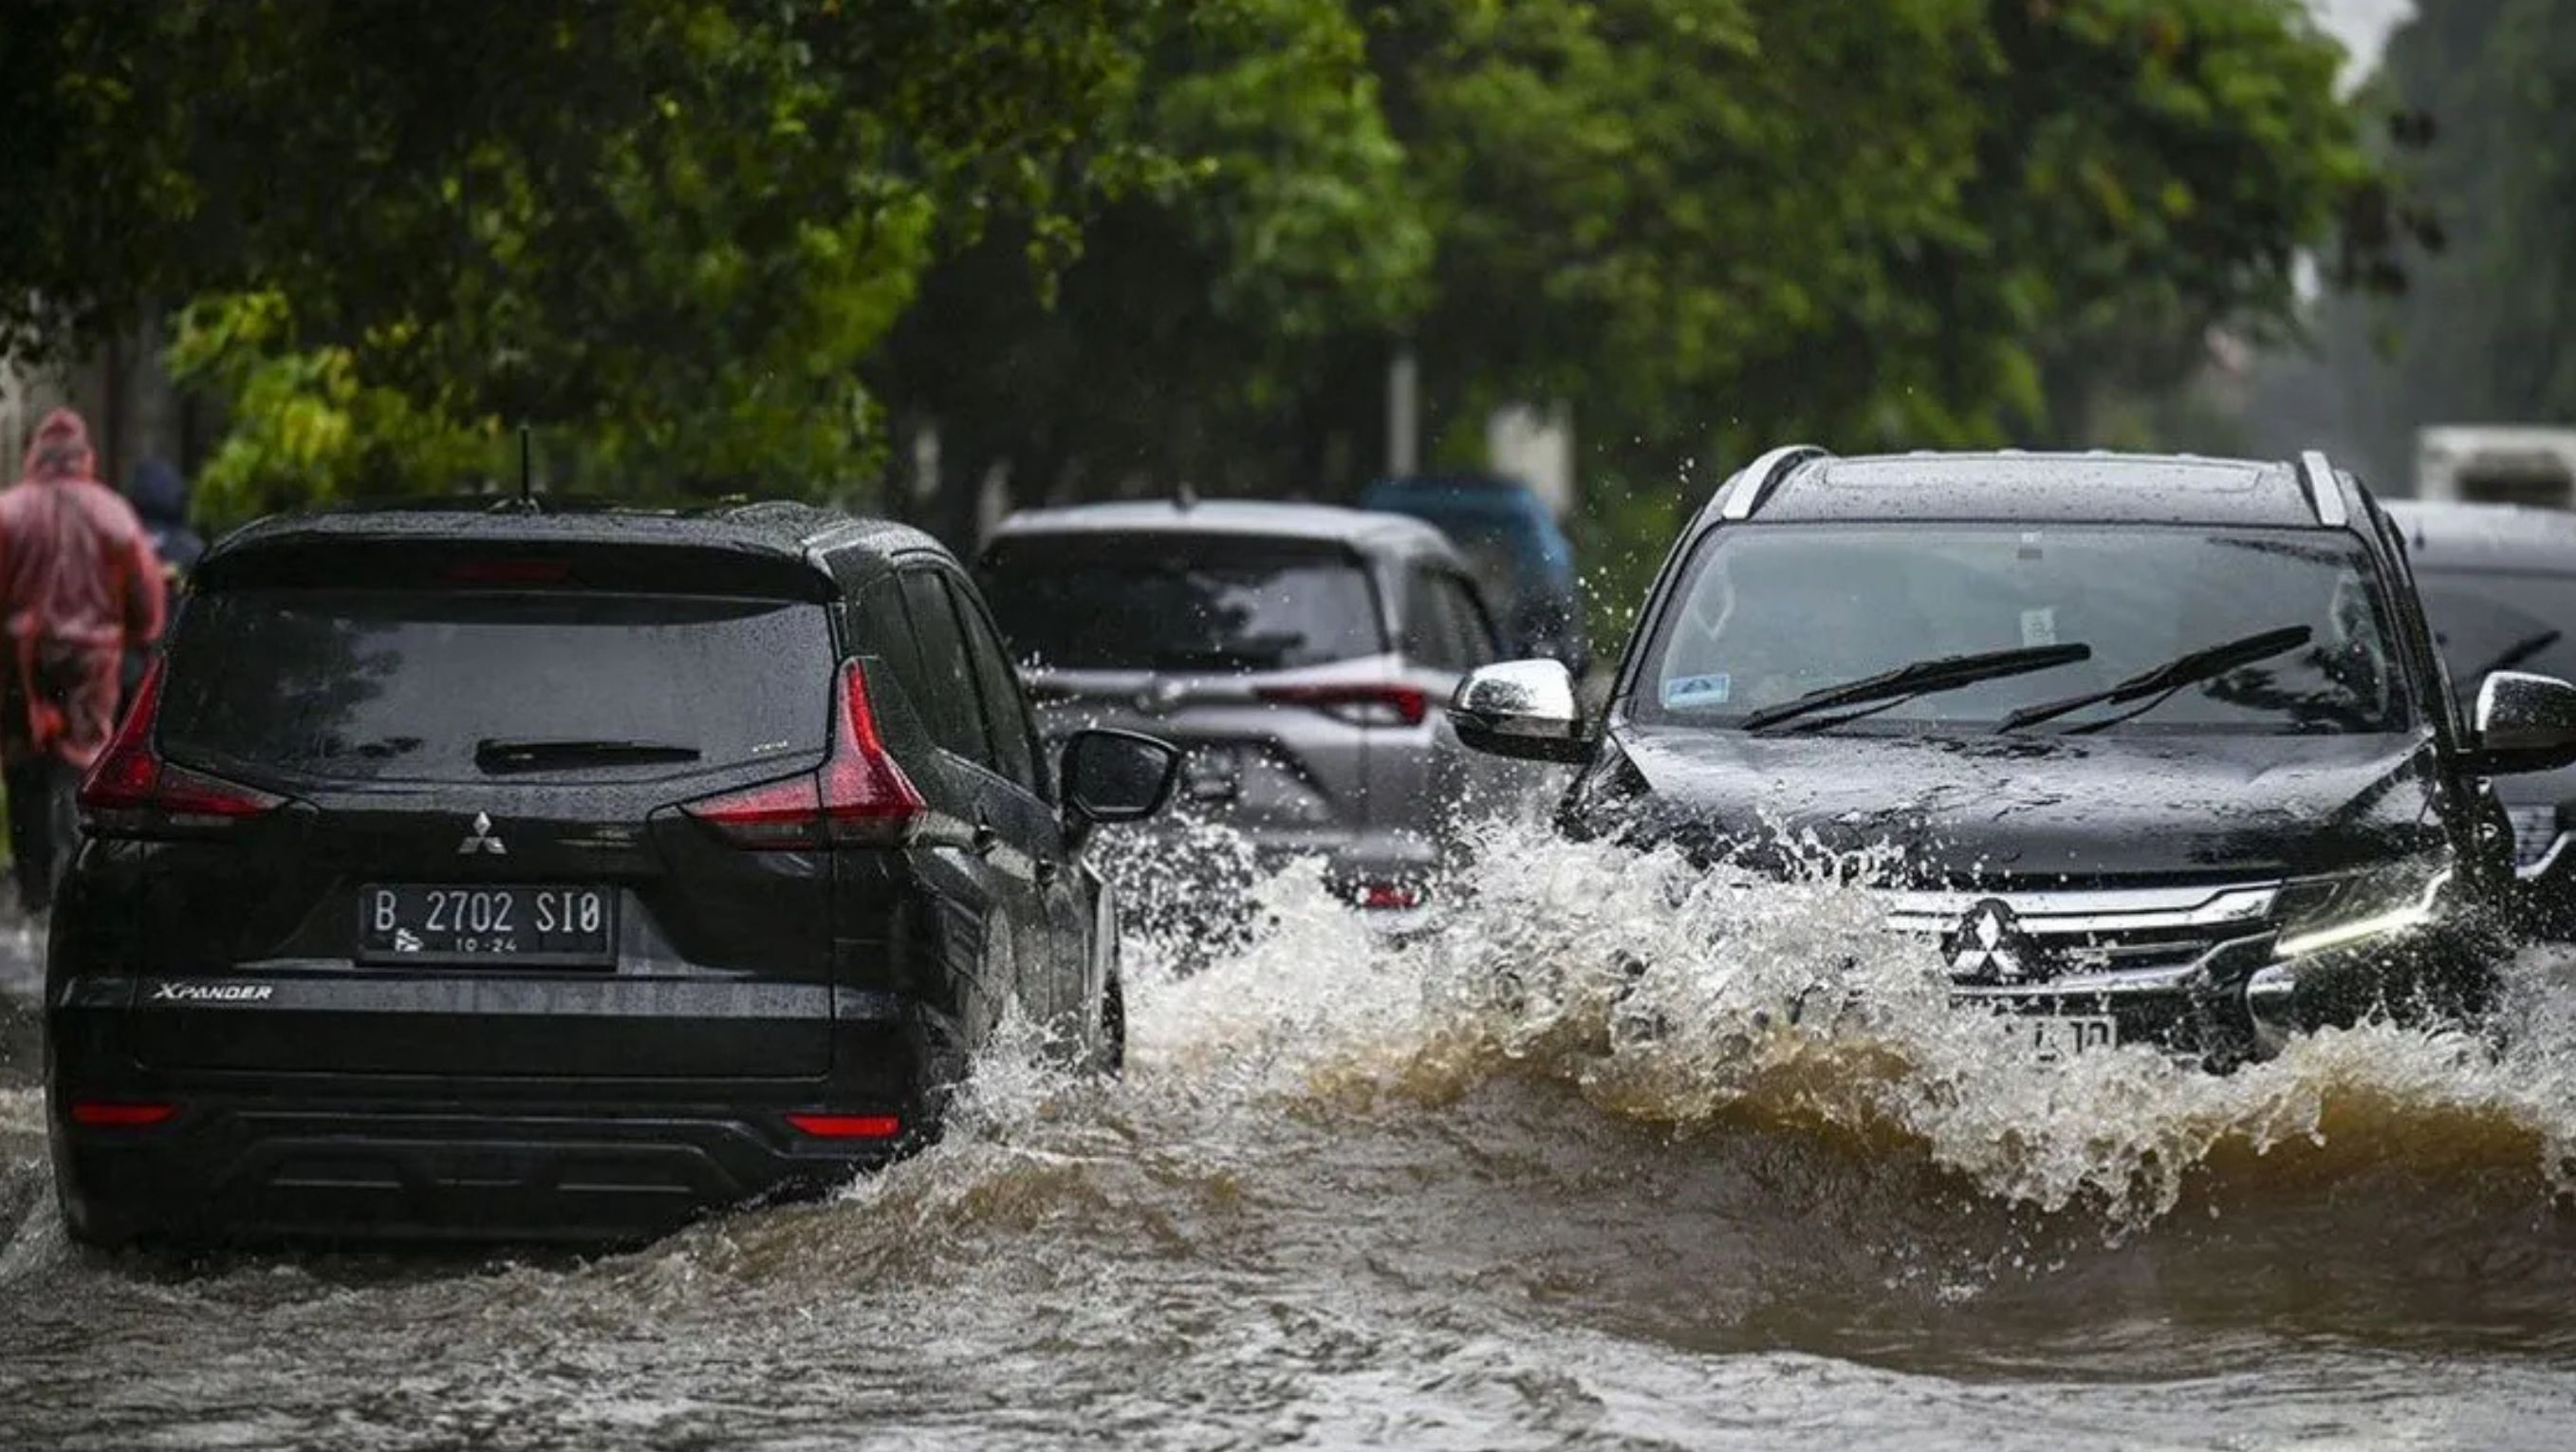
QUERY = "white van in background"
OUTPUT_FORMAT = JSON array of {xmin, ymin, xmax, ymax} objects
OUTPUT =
[{"xmin": 2418, "ymin": 426, "xmax": 2576, "ymax": 508}]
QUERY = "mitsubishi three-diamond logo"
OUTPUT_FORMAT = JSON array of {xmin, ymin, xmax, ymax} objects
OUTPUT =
[
  {"xmin": 1950, "ymin": 899, "xmax": 2029, "ymax": 984},
  {"xmin": 457, "ymin": 811, "xmax": 509, "ymax": 856}
]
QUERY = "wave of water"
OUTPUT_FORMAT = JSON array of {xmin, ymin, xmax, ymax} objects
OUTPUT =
[
  {"xmin": 1094, "ymin": 821, "xmax": 2576, "ymax": 1227},
  {"xmin": 7, "ymin": 826, "xmax": 2576, "ymax": 1447}
]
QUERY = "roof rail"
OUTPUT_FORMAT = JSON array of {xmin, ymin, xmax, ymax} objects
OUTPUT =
[
  {"xmin": 2296, "ymin": 450, "xmax": 2348, "ymax": 527},
  {"xmin": 1715, "ymin": 444, "xmax": 1832, "ymax": 521}
]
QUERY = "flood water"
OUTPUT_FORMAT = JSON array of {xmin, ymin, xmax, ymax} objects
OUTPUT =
[{"xmin": 8, "ymin": 827, "xmax": 2576, "ymax": 1449}]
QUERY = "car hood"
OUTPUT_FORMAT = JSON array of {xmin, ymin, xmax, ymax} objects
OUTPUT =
[{"xmin": 1584, "ymin": 726, "xmax": 2447, "ymax": 884}]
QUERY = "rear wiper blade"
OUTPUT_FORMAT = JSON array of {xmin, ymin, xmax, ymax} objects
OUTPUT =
[
  {"xmin": 1738, "ymin": 643, "xmax": 2093, "ymax": 732},
  {"xmin": 473, "ymin": 737, "xmax": 702, "ymax": 773},
  {"xmin": 1153, "ymin": 647, "xmax": 1290, "ymax": 670},
  {"xmin": 1996, "ymin": 624, "xmax": 2313, "ymax": 734}
]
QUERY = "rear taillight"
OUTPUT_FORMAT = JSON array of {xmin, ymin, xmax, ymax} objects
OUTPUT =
[
  {"xmin": 785, "ymin": 1111, "xmax": 902, "ymax": 1140},
  {"xmin": 67, "ymin": 1100, "xmax": 177, "ymax": 1128},
  {"xmin": 440, "ymin": 558, "xmax": 572, "ymax": 586},
  {"xmin": 1353, "ymin": 881, "xmax": 1423, "ymax": 911},
  {"xmin": 78, "ymin": 661, "xmax": 284, "ymax": 836},
  {"xmin": 685, "ymin": 660, "xmax": 925, "ymax": 849},
  {"xmin": 1256, "ymin": 683, "xmax": 1429, "ymax": 728}
]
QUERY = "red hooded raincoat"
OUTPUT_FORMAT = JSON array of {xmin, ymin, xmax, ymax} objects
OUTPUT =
[{"xmin": 0, "ymin": 409, "xmax": 167, "ymax": 770}]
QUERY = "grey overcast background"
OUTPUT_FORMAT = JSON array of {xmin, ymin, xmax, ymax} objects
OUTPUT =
[{"xmin": 2315, "ymin": 0, "xmax": 2412, "ymax": 71}]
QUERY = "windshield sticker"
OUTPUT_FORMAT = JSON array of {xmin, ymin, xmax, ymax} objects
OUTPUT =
[
  {"xmin": 1662, "ymin": 672, "xmax": 1732, "ymax": 709},
  {"xmin": 2020, "ymin": 607, "xmax": 2057, "ymax": 647}
]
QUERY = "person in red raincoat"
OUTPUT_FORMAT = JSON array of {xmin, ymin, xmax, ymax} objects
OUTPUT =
[{"xmin": 0, "ymin": 408, "xmax": 167, "ymax": 913}]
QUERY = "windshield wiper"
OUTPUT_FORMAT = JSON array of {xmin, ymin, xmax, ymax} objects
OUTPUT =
[
  {"xmin": 1737, "ymin": 643, "xmax": 2093, "ymax": 732},
  {"xmin": 2471, "ymin": 627, "xmax": 2563, "ymax": 679},
  {"xmin": 1151, "ymin": 638, "xmax": 1304, "ymax": 671},
  {"xmin": 1996, "ymin": 624, "xmax": 2314, "ymax": 735},
  {"xmin": 473, "ymin": 737, "xmax": 703, "ymax": 773},
  {"xmin": 1155, "ymin": 650, "xmax": 1274, "ymax": 667}
]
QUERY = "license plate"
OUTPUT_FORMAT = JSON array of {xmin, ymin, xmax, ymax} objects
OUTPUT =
[
  {"xmin": 2025, "ymin": 1015, "xmax": 2117, "ymax": 1059},
  {"xmin": 358, "ymin": 884, "xmax": 616, "ymax": 966},
  {"xmin": 1181, "ymin": 745, "xmax": 1243, "ymax": 805},
  {"xmin": 2509, "ymin": 806, "xmax": 2558, "ymax": 868}
]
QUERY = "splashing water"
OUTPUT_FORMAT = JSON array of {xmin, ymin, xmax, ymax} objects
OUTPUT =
[
  {"xmin": 1102, "ymin": 819, "xmax": 2576, "ymax": 1229},
  {"xmin": 8, "ymin": 827, "xmax": 2576, "ymax": 1448}
]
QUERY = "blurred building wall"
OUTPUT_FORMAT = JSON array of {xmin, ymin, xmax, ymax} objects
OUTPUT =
[
  {"xmin": 0, "ymin": 316, "xmax": 188, "ymax": 488},
  {"xmin": 1486, "ymin": 401, "xmax": 1573, "ymax": 517}
]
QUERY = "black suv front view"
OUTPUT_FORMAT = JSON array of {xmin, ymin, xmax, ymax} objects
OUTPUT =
[
  {"xmin": 1449, "ymin": 449, "xmax": 2576, "ymax": 1066},
  {"xmin": 46, "ymin": 503, "xmax": 1180, "ymax": 1246}
]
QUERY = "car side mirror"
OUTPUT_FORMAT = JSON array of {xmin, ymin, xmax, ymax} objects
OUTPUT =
[
  {"xmin": 1448, "ymin": 659, "xmax": 1594, "ymax": 764},
  {"xmin": 1060, "ymin": 728, "xmax": 1182, "ymax": 826},
  {"xmin": 2471, "ymin": 670, "xmax": 2576, "ymax": 773}
]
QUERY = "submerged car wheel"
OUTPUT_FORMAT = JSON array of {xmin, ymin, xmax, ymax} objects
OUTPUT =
[
  {"xmin": 53, "ymin": 1171, "xmax": 132, "ymax": 1252},
  {"xmin": 1085, "ymin": 880, "xmax": 1128, "ymax": 1077},
  {"xmin": 1090, "ymin": 961, "xmax": 1128, "ymax": 1078}
]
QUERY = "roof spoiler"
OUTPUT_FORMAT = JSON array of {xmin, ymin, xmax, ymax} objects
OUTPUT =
[
  {"xmin": 2296, "ymin": 450, "xmax": 2348, "ymax": 527},
  {"xmin": 197, "ymin": 535, "xmax": 840, "ymax": 601},
  {"xmin": 1713, "ymin": 444, "xmax": 1832, "ymax": 522}
]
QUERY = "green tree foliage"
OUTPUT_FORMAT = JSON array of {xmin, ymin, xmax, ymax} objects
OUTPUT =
[
  {"xmin": 1402, "ymin": 0, "xmax": 2374, "ymax": 456},
  {"xmin": 2, "ymin": 0, "xmax": 1149, "ymax": 520},
  {"xmin": 873, "ymin": 0, "xmax": 1428, "ymax": 533},
  {"xmin": 1412, "ymin": 0, "xmax": 2378, "ymax": 636},
  {"xmin": 884, "ymin": 2, "xmax": 2381, "ymax": 504},
  {"xmin": 1962, "ymin": 0, "xmax": 2387, "ymax": 444},
  {"xmin": 2, "ymin": 0, "xmax": 2387, "ymax": 559}
]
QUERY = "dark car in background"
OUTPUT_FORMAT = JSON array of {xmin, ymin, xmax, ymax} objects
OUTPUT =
[
  {"xmin": 1362, "ymin": 475, "xmax": 1589, "ymax": 675},
  {"xmin": 2386, "ymin": 500, "xmax": 2576, "ymax": 933},
  {"xmin": 980, "ymin": 500, "xmax": 1535, "ymax": 932},
  {"xmin": 1450, "ymin": 448, "xmax": 2576, "ymax": 1067},
  {"xmin": 47, "ymin": 502, "xmax": 1179, "ymax": 1246}
]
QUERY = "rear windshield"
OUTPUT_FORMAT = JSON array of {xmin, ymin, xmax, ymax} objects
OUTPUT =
[
  {"xmin": 981, "ymin": 535, "xmax": 1384, "ymax": 671},
  {"xmin": 159, "ymin": 589, "xmax": 832, "ymax": 782}
]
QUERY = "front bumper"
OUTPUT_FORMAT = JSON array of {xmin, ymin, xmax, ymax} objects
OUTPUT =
[
  {"xmin": 1943, "ymin": 934, "xmax": 2484, "ymax": 1065},
  {"xmin": 1881, "ymin": 879, "xmax": 2492, "ymax": 1065},
  {"xmin": 1946, "ymin": 936, "xmax": 2273, "ymax": 1061}
]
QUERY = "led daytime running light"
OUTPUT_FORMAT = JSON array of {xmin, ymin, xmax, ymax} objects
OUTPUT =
[{"xmin": 2273, "ymin": 867, "xmax": 2453, "ymax": 959}]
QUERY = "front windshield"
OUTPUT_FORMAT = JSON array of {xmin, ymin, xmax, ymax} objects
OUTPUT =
[
  {"xmin": 2414, "ymin": 568, "xmax": 2576, "ymax": 707},
  {"xmin": 1634, "ymin": 525, "xmax": 2411, "ymax": 735}
]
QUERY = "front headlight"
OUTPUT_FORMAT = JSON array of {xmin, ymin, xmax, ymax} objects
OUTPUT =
[{"xmin": 2273, "ymin": 862, "xmax": 2453, "ymax": 960}]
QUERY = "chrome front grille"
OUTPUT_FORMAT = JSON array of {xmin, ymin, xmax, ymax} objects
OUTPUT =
[{"xmin": 1879, "ymin": 881, "xmax": 2281, "ymax": 990}]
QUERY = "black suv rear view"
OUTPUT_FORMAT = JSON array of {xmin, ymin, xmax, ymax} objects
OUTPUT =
[
  {"xmin": 46, "ymin": 504, "xmax": 1177, "ymax": 1245},
  {"xmin": 1449, "ymin": 449, "xmax": 2576, "ymax": 1067}
]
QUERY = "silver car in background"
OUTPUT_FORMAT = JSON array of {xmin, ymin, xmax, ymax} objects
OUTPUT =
[
  {"xmin": 979, "ymin": 500, "xmax": 1531, "ymax": 931},
  {"xmin": 2386, "ymin": 499, "xmax": 2576, "ymax": 934}
]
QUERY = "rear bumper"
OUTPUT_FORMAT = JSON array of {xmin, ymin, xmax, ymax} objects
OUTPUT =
[
  {"xmin": 46, "ymin": 979, "xmax": 945, "ymax": 1246},
  {"xmin": 50, "ymin": 1094, "xmax": 905, "ymax": 1245},
  {"xmin": 1111, "ymin": 824, "xmax": 1439, "ymax": 957}
]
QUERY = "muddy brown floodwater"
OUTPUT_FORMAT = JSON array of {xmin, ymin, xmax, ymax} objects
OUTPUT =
[{"xmin": 8, "ymin": 828, "xmax": 2576, "ymax": 1450}]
